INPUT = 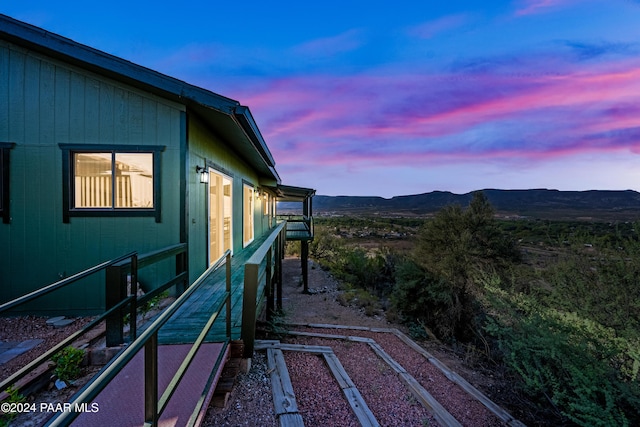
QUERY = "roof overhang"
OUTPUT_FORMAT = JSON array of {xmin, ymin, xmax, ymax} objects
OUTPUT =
[
  {"xmin": 0, "ymin": 14, "xmax": 280, "ymax": 184},
  {"xmin": 277, "ymin": 185, "xmax": 316, "ymax": 202}
]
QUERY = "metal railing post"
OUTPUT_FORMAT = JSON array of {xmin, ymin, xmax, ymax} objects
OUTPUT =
[
  {"xmin": 144, "ymin": 333, "xmax": 159, "ymax": 426},
  {"xmin": 129, "ymin": 254, "xmax": 138, "ymax": 342},
  {"xmin": 105, "ymin": 264, "xmax": 127, "ymax": 347},
  {"xmin": 176, "ymin": 250, "xmax": 187, "ymax": 295}
]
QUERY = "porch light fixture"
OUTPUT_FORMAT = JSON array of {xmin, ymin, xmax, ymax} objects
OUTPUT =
[{"xmin": 196, "ymin": 165, "xmax": 209, "ymax": 184}]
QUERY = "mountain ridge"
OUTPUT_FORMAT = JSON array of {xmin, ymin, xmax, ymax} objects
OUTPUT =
[{"xmin": 299, "ymin": 189, "xmax": 640, "ymax": 220}]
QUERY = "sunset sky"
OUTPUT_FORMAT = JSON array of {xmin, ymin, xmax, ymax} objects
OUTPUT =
[{"xmin": 4, "ymin": 1, "xmax": 640, "ymax": 197}]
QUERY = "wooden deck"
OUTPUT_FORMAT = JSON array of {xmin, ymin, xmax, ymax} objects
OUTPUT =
[
  {"xmin": 285, "ymin": 221, "xmax": 313, "ymax": 241},
  {"xmin": 155, "ymin": 231, "xmax": 273, "ymax": 345}
]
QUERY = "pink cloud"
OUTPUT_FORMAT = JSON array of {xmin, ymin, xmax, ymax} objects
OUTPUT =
[
  {"xmin": 292, "ymin": 29, "xmax": 364, "ymax": 58},
  {"xmin": 515, "ymin": 0, "xmax": 579, "ymax": 16},
  {"xmin": 223, "ymin": 56, "xmax": 640, "ymax": 175},
  {"xmin": 407, "ymin": 14, "xmax": 471, "ymax": 39}
]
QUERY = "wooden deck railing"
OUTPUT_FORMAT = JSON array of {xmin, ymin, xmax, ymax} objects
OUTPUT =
[
  {"xmin": 241, "ymin": 222, "xmax": 287, "ymax": 357},
  {"xmin": 48, "ymin": 251, "xmax": 233, "ymax": 426}
]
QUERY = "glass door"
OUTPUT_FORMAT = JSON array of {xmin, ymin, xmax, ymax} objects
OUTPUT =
[{"xmin": 209, "ymin": 169, "xmax": 232, "ymax": 265}]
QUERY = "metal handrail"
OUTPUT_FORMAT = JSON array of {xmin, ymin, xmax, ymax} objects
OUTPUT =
[
  {"xmin": 0, "ymin": 252, "xmax": 137, "ymax": 391},
  {"xmin": 47, "ymin": 250, "xmax": 233, "ymax": 426},
  {"xmin": 104, "ymin": 243, "xmax": 187, "ymax": 345},
  {"xmin": 0, "ymin": 297, "xmax": 132, "ymax": 393},
  {"xmin": 0, "ymin": 252, "xmax": 136, "ymax": 314}
]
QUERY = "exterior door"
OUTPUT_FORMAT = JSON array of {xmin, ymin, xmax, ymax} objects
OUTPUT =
[{"xmin": 209, "ymin": 169, "xmax": 232, "ymax": 265}]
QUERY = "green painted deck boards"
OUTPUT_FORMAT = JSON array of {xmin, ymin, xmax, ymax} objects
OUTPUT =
[
  {"xmin": 285, "ymin": 221, "xmax": 313, "ymax": 241},
  {"xmin": 156, "ymin": 231, "xmax": 273, "ymax": 345}
]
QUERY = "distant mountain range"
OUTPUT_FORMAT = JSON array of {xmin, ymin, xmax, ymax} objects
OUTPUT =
[{"xmin": 288, "ymin": 189, "xmax": 640, "ymax": 221}]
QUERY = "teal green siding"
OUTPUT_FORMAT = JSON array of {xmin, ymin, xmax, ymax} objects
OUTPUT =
[
  {"xmin": 0, "ymin": 41, "xmax": 185, "ymax": 314},
  {"xmin": 186, "ymin": 115, "xmax": 274, "ymax": 283}
]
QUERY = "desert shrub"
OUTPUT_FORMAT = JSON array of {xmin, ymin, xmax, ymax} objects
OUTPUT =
[
  {"xmin": 542, "ymin": 245, "xmax": 640, "ymax": 337},
  {"xmin": 323, "ymin": 245, "xmax": 395, "ymax": 297},
  {"xmin": 482, "ymin": 276, "xmax": 640, "ymax": 427},
  {"xmin": 392, "ymin": 257, "xmax": 476, "ymax": 340},
  {"xmin": 308, "ymin": 226, "xmax": 343, "ymax": 261},
  {"xmin": 337, "ymin": 286, "xmax": 380, "ymax": 316},
  {"xmin": 285, "ymin": 240, "xmax": 301, "ymax": 256}
]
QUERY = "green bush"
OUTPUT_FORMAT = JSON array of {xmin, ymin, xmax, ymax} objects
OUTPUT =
[
  {"xmin": 285, "ymin": 240, "xmax": 301, "ymax": 256},
  {"xmin": 324, "ymin": 245, "xmax": 395, "ymax": 297},
  {"xmin": 0, "ymin": 386, "xmax": 26, "ymax": 426},
  {"xmin": 482, "ymin": 276, "xmax": 640, "ymax": 427},
  {"xmin": 51, "ymin": 346, "xmax": 85, "ymax": 383},
  {"xmin": 391, "ymin": 257, "xmax": 476, "ymax": 340}
]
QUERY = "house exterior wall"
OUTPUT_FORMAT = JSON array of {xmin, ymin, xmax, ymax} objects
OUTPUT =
[
  {"xmin": 186, "ymin": 114, "xmax": 274, "ymax": 283},
  {"xmin": 0, "ymin": 40, "xmax": 185, "ymax": 314}
]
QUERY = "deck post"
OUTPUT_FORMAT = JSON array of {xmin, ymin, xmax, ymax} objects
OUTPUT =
[
  {"xmin": 266, "ymin": 249, "xmax": 274, "ymax": 320},
  {"xmin": 276, "ymin": 231, "xmax": 283, "ymax": 311},
  {"xmin": 105, "ymin": 264, "xmax": 126, "ymax": 347},
  {"xmin": 241, "ymin": 263, "xmax": 260, "ymax": 357},
  {"xmin": 301, "ymin": 240, "xmax": 309, "ymax": 294}
]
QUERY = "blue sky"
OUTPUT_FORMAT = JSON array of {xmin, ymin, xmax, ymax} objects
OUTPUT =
[{"xmin": 4, "ymin": 1, "xmax": 640, "ymax": 197}]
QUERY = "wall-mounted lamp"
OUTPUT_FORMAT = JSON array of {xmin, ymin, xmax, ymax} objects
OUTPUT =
[{"xmin": 196, "ymin": 165, "xmax": 209, "ymax": 184}]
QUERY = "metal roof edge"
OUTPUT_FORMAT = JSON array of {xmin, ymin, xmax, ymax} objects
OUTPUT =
[
  {"xmin": 232, "ymin": 106, "xmax": 277, "ymax": 167},
  {"xmin": 0, "ymin": 14, "xmax": 240, "ymax": 115}
]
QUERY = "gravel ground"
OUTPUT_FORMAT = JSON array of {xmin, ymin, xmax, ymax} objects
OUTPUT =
[
  {"xmin": 201, "ymin": 257, "xmax": 515, "ymax": 426},
  {"xmin": 284, "ymin": 351, "xmax": 360, "ymax": 427},
  {"xmin": 291, "ymin": 328, "xmax": 504, "ymax": 427},
  {"xmin": 0, "ymin": 316, "xmax": 94, "ymax": 382},
  {"xmin": 289, "ymin": 337, "xmax": 437, "ymax": 427},
  {"xmin": 202, "ymin": 351, "xmax": 276, "ymax": 427}
]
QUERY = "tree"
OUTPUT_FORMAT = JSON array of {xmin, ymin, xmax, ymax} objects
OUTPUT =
[
  {"xmin": 395, "ymin": 191, "xmax": 520, "ymax": 340},
  {"xmin": 415, "ymin": 191, "xmax": 519, "ymax": 288}
]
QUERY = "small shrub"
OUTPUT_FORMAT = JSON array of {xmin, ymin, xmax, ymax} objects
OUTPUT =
[
  {"xmin": 51, "ymin": 346, "xmax": 85, "ymax": 383},
  {"xmin": 285, "ymin": 241, "xmax": 301, "ymax": 256},
  {"xmin": 0, "ymin": 386, "xmax": 26, "ymax": 426},
  {"xmin": 335, "ymin": 287, "xmax": 380, "ymax": 316}
]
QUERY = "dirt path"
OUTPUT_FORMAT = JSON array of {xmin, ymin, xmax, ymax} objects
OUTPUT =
[{"xmin": 279, "ymin": 257, "xmax": 390, "ymax": 327}]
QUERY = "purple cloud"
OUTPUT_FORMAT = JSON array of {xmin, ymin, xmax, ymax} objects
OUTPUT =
[
  {"xmin": 226, "ymin": 55, "xmax": 640, "ymax": 173},
  {"xmin": 407, "ymin": 14, "xmax": 472, "ymax": 39},
  {"xmin": 514, "ymin": 0, "xmax": 584, "ymax": 16}
]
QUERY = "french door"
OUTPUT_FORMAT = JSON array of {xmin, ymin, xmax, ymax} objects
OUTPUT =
[{"xmin": 209, "ymin": 169, "xmax": 232, "ymax": 265}]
